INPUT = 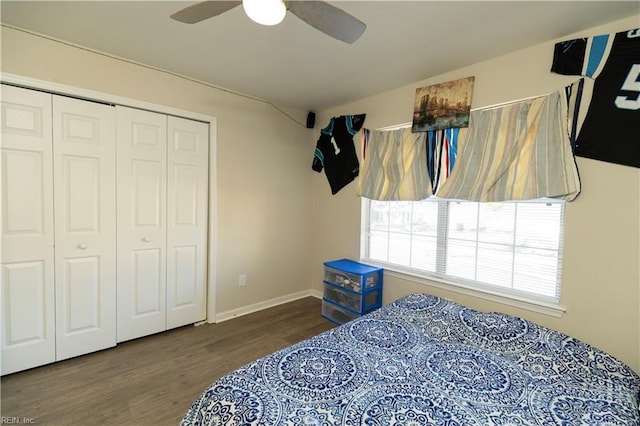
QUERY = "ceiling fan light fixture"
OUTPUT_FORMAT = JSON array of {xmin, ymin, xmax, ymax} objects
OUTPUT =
[{"xmin": 242, "ymin": 0, "xmax": 286, "ymax": 26}]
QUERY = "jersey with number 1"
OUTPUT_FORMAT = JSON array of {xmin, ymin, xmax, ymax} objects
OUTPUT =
[{"xmin": 551, "ymin": 28, "xmax": 639, "ymax": 168}]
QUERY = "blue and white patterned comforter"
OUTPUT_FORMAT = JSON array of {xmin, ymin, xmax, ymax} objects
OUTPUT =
[{"xmin": 182, "ymin": 293, "xmax": 640, "ymax": 425}]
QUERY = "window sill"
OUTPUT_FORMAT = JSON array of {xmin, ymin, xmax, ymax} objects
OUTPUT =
[{"xmin": 365, "ymin": 262, "xmax": 566, "ymax": 318}]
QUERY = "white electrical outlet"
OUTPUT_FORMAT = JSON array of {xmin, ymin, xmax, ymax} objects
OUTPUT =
[{"xmin": 239, "ymin": 274, "xmax": 246, "ymax": 287}]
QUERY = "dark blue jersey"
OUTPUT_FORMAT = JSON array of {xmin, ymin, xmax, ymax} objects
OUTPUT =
[{"xmin": 551, "ymin": 28, "xmax": 639, "ymax": 168}]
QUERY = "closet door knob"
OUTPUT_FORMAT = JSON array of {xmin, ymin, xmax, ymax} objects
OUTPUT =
[
  {"xmin": 78, "ymin": 243, "xmax": 88, "ymax": 250},
  {"xmin": 142, "ymin": 237, "xmax": 151, "ymax": 242}
]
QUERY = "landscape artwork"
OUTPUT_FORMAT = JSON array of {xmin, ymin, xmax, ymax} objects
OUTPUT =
[{"xmin": 412, "ymin": 76, "xmax": 475, "ymax": 132}]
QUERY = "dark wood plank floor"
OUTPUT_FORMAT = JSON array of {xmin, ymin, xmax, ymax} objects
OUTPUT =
[{"xmin": 1, "ymin": 297, "xmax": 335, "ymax": 425}]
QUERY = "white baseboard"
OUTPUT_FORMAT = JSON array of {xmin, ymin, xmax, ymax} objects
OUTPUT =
[
  {"xmin": 309, "ymin": 288, "xmax": 322, "ymax": 299},
  {"xmin": 215, "ymin": 289, "xmax": 322, "ymax": 323}
]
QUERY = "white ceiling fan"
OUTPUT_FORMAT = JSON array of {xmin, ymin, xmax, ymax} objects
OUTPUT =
[{"xmin": 170, "ymin": 0, "xmax": 367, "ymax": 44}]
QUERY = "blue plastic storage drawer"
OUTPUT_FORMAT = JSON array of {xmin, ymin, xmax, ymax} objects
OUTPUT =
[
  {"xmin": 323, "ymin": 283, "xmax": 380, "ymax": 313},
  {"xmin": 323, "ymin": 259, "xmax": 381, "ymax": 292},
  {"xmin": 322, "ymin": 300, "xmax": 360, "ymax": 325}
]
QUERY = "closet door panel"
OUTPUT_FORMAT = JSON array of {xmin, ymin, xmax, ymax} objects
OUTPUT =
[
  {"xmin": 133, "ymin": 248, "xmax": 162, "ymax": 312},
  {"xmin": 116, "ymin": 106, "xmax": 167, "ymax": 342},
  {"xmin": 61, "ymin": 257, "xmax": 100, "ymax": 331},
  {"xmin": 53, "ymin": 95, "xmax": 116, "ymax": 361},
  {"xmin": 166, "ymin": 117, "xmax": 208, "ymax": 329},
  {"xmin": 2, "ymin": 150, "xmax": 48, "ymax": 254},
  {"xmin": 63, "ymin": 156, "xmax": 100, "ymax": 231},
  {"xmin": 172, "ymin": 245, "xmax": 197, "ymax": 305},
  {"xmin": 1, "ymin": 85, "xmax": 55, "ymax": 375}
]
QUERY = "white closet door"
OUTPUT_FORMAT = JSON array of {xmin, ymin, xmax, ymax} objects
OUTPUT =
[
  {"xmin": 116, "ymin": 106, "xmax": 167, "ymax": 342},
  {"xmin": 52, "ymin": 95, "xmax": 117, "ymax": 361},
  {"xmin": 0, "ymin": 85, "xmax": 56, "ymax": 375},
  {"xmin": 166, "ymin": 116, "xmax": 208, "ymax": 329}
]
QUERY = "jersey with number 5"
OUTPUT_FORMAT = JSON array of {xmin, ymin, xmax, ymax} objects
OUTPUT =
[{"xmin": 551, "ymin": 28, "xmax": 639, "ymax": 168}]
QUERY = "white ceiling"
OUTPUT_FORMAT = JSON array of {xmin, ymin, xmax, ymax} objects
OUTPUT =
[{"xmin": 2, "ymin": 1, "xmax": 638, "ymax": 111}]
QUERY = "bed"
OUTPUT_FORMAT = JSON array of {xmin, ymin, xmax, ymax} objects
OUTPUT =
[{"xmin": 182, "ymin": 293, "xmax": 640, "ymax": 425}]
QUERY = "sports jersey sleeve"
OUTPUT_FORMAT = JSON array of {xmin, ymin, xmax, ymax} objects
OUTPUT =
[
  {"xmin": 312, "ymin": 117, "xmax": 335, "ymax": 173},
  {"xmin": 347, "ymin": 114, "xmax": 366, "ymax": 135},
  {"xmin": 312, "ymin": 144, "xmax": 325, "ymax": 172},
  {"xmin": 551, "ymin": 34, "xmax": 617, "ymax": 79},
  {"xmin": 551, "ymin": 38, "xmax": 588, "ymax": 75}
]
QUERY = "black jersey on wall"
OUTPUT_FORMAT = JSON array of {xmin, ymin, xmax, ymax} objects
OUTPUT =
[
  {"xmin": 551, "ymin": 28, "xmax": 639, "ymax": 168},
  {"xmin": 312, "ymin": 114, "xmax": 366, "ymax": 194}
]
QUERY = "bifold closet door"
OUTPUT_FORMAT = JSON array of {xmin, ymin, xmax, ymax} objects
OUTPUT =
[
  {"xmin": 0, "ymin": 85, "xmax": 56, "ymax": 375},
  {"xmin": 116, "ymin": 107, "xmax": 167, "ymax": 342},
  {"xmin": 52, "ymin": 95, "xmax": 117, "ymax": 361},
  {"xmin": 166, "ymin": 116, "xmax": 208, "ymax": 329}
]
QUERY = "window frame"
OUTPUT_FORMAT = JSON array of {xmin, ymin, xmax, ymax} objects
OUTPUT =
[{"xmin": 360, "ymin": 197, "xmax": 567, "ymax": 317}]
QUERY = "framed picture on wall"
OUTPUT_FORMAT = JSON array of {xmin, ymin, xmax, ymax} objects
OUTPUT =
[{"xmin": 412, "ymin": 76, "xmax": 475, "ymax": 132}]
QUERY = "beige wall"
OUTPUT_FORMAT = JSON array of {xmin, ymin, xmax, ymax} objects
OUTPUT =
[
  {"xmin": 1, "ymin": 25, "xmax": 314, "ymax": 315},
  {"xmin": 312, "ymin": 15, "xmax": 640, "ymax": 372}
]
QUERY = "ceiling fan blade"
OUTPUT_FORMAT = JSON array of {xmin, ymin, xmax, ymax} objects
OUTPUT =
[
  {"xmin": 287, "ymin": 1, "xmax": 366, "ymax": 44},
  {"xmin": 170, "ymin": 1, "xmax": 241, "ymax": 24}
]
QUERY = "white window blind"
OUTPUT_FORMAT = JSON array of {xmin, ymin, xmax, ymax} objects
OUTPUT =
[{"xmin": 362, "ymin": 198, "xmax": 564, "ymax": 303}]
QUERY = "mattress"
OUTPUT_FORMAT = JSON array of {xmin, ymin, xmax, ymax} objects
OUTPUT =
[{"xmin": 182, "ymin": 293, "xmax": 640, "ymax": 425}]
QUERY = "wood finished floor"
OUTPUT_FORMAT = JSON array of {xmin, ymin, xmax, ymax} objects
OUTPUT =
[{"xmin": 1, "ymin": 297, "xmax": 335, "ymax": 425}]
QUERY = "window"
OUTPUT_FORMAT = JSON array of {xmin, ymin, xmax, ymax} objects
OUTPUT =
[{"xmin": 362, "ymin": 198, "xmax": 565, "ymax": 304}]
